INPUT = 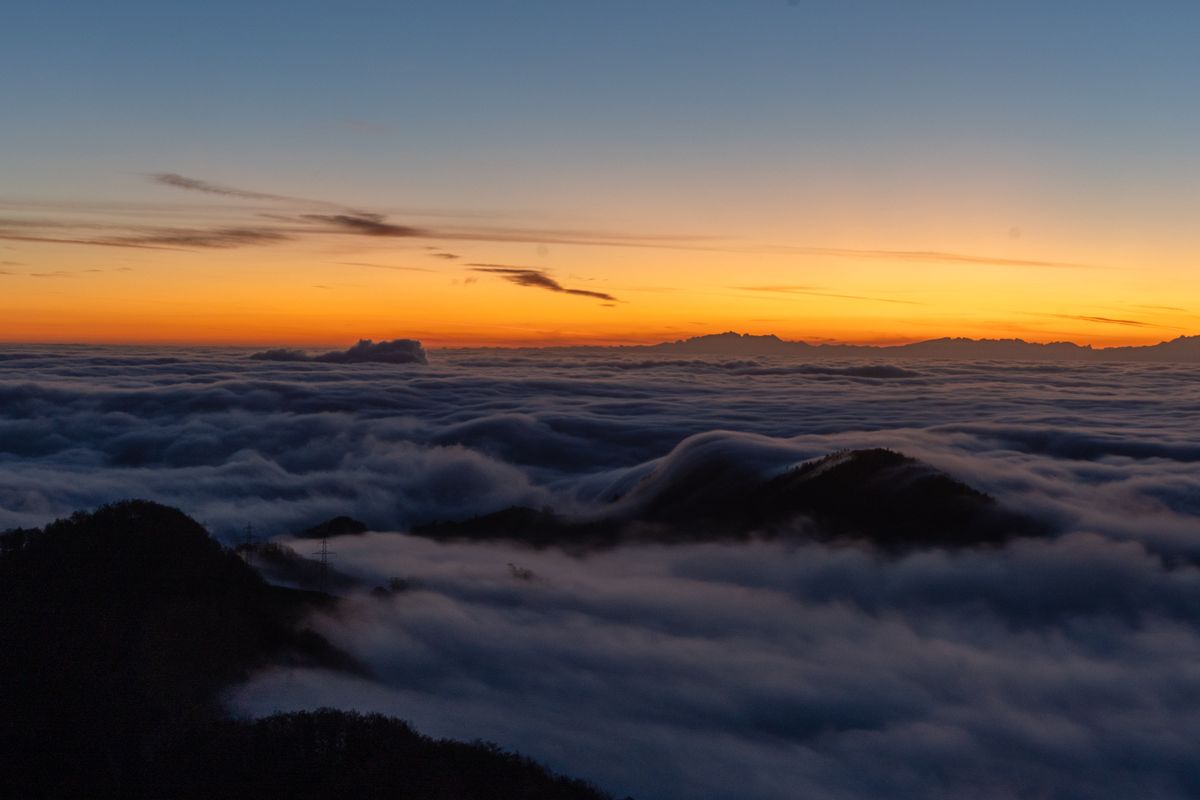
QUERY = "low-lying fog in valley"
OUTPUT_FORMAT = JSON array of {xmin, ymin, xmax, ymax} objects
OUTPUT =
[{"xmin": 3, "ymin": 344, "xmax": 1198, "ymax": 799}]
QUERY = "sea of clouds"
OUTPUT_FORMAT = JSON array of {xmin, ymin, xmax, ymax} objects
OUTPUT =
[{"xmin": 2, "ymin": 344, "xmax": 1198, "ymax": 798}]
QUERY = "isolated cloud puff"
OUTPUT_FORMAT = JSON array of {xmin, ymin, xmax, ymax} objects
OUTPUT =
[{"xmin": 250, "ymin": 338, "xmax": 428, "ymax": 365}]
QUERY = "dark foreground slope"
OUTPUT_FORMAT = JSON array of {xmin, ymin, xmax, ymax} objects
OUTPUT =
[
  {"xmin": 415, "ymin": 448, "xmax": 1045, "ymax": 549},
  {"xmin": 0, "ymin": 501, "xmax": 610, "ymax": 800}
]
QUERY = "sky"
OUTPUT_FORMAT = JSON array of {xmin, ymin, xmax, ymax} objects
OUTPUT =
[{"xmin": 2, "ymin": 0, "xmax": 1199, "ymax": 346}]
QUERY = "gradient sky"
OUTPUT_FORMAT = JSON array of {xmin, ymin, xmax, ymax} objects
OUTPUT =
[{"xmin": 3, "ymin": 0, "xmax": 1199, "ymax": 346}]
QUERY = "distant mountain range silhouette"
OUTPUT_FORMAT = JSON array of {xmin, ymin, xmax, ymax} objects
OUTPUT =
[{"xmin": 625, "ymin": 331, "xmax": 1200, "ymax": 361}]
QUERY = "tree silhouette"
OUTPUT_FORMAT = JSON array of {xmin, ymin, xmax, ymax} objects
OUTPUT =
[{"xmin": 0, "ymin": 501, "xmax": 613, "ymax": 800}]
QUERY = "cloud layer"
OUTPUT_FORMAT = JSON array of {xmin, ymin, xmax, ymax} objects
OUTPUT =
[
  {"xmin": 1, "ymin": 345, "xmax": 1198, "ymax": 798},
  {"xmin": 233, "ymin": 532, "xmax": 1200, "ymax": 800}
]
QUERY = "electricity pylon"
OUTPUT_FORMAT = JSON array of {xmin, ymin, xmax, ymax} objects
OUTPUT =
[{"xmin": 312, "ymin": 536, "xmax": 335, "ymax": 593}]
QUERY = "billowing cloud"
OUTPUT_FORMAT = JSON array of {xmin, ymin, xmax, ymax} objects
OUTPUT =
[
  {"xmin": 231, "ymin": 530, "xmax": 1200, "ymax": 800},
  {"xmin": 2, "ymin": 346, "xmax": 1199, "ymax": 799},
  {"xmin": 1, "ymin": 349, "xmax": 1196, "ymax": 543},
  {"xmin": 470, "ymin": 266, "xmax": 618, "ymax": 302}
]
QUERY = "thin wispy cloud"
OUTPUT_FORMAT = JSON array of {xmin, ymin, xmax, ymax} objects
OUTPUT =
[
  {"xmin": 337, "ymin": 262, "xmax": 435, "ymax": 273},
  {"xmin": 0, "ymin": 172, "xmax": 1112, "ymax": 275},
  {"xmin": 442, "ymin": 227, "xmax": 725, "ymax": 251},
  {"xmin": 1132, "ymin": 304, "xmax": 1190, "ymax": 313},
  {"xmin": 0, "ymin": 232, "xmax": 180, "ymax": 250},
  {"xmin": 759, "ymin": 246, "xmax": 1101, "ymax": 270},
  {"xmin": 109, "ymin": 227, "xmax": 292, "ymax": 249},
  {"xmin": 301, "ymin": 213, "xmax": 426, "ymax": 238},
  {"xmin": 151, "ymin": 172, "xmax": 331, "ymax": 207},
  {"xmin": 470, "ymin": 265, "xmax": 619, "ymax": 302},
  {"xmin": 1, "ymin": 266, "xmax": 136, "ymax": 278},
  {"xmin": 0, "ymin": 213, "xmax": 292, "ymax": 250},
  {"xmin": 1041, "ymin": 313, "xmax": 1158, "ymax": 328},
  {"xmin": 735, "ymin": 285, "xmax": 926, "ymax": 306}
]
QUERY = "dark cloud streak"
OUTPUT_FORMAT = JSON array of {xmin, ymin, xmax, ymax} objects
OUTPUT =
[
  {"xmin": 108, "ymin": 227, "xmax": 292, "ymax": 249},
  {"xmin": 151, "ymin": 172, "xmax": 328, "ymax": 206},
  {"xmin": 301, "ymin": 213, "xmax": 427, "ymax": 238},
  {"xmin": 1042, "ymin": 313, "xmax": 1160, "ymax": 328},
  {"xmin": 470, "ymin": 266, "xmax": 619, "ymax": 302}
]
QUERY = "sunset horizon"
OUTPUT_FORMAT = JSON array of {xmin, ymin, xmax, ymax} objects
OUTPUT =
[
  {"xmin": 2, "ymin": 326, "xmax": 1198, "ymax": 350},
  {"xmin": 3, "ymin": 168, "xmax": 1195, "ymax": 348}
]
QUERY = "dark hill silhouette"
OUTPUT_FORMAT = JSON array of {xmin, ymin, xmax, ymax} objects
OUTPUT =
[
  {"xmin": 0, "ymin": 501, "xmax": 612, "ymax": 800},
  {"xmin": 162, "ymin": 709, "xmax": 606, "ymax": 800},
  {"xmin": 414, "ymin": 449, "xmax": 1046, "ymax": 549},
  {"xmin": 743, "ymin": 449, "xmax": 1034, "ymax": 547},
  {"xmin": 297, "ymin": 514, "xmax": 369, "ymax": 539}
]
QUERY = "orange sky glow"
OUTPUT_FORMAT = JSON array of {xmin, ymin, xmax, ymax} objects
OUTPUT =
[{"xmin": 2, "ymin": 189, "xmax": 1195, "ymax": 348}]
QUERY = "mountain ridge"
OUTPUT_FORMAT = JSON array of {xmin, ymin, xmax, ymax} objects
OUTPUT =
[
  {"xmin": 627, "ymin": 331, "xmax": 1200, "ymax": 361},
  {"xmin": 413, "ymin": 447, "xmax": 1048, "ymax": 550}
]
